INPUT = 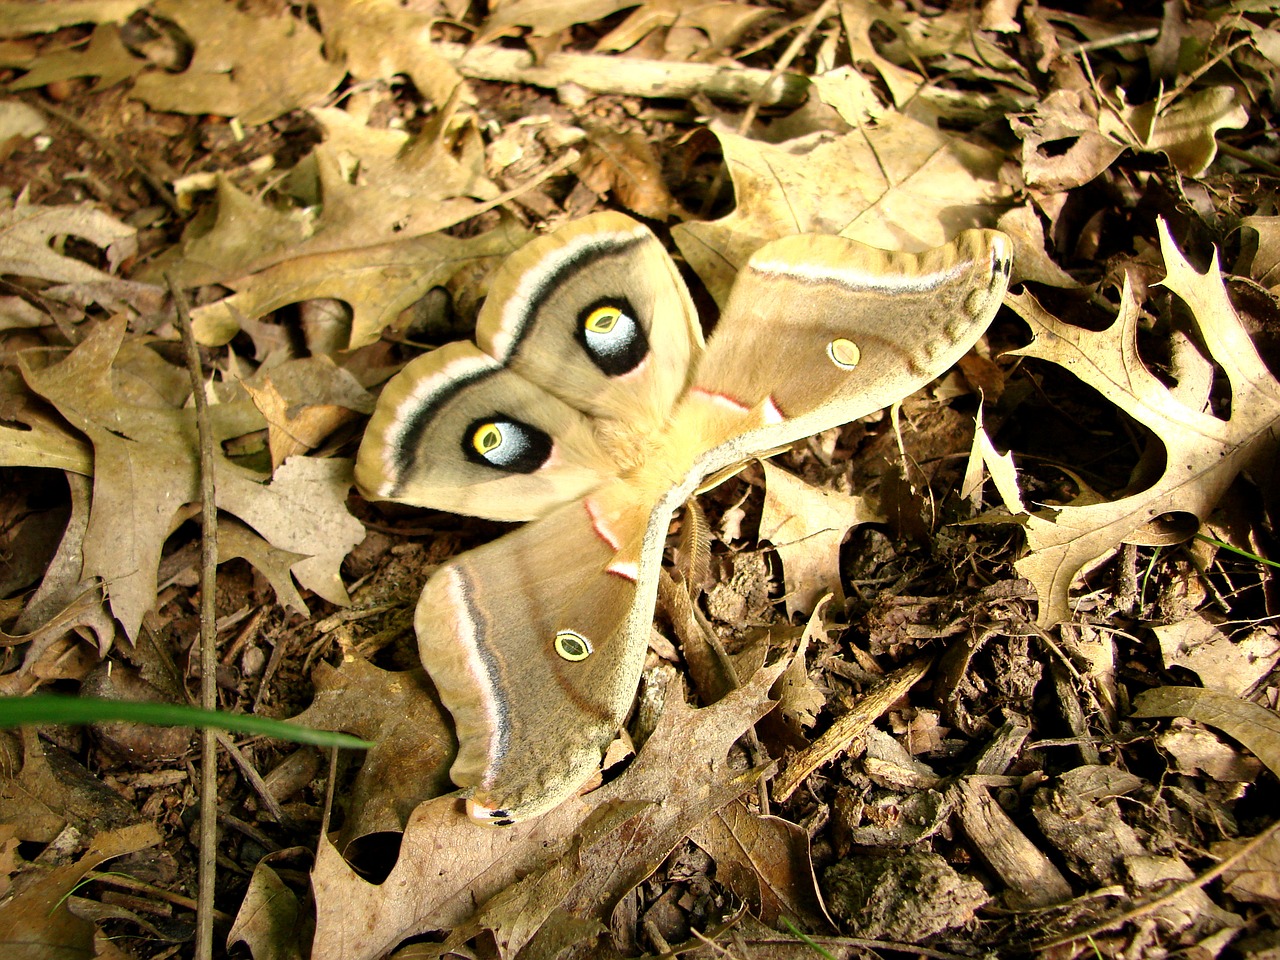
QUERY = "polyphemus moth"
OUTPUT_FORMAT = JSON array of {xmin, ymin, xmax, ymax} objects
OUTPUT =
[{"xmin": 355, "ymin": 212, "xmax": 1012, "ymax": 824}]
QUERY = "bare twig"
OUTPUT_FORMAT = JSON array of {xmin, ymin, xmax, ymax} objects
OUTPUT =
[
  {"xmin": 771, "ymin": 654, "xmax": 934, "ymax": 802},
  {"xmin": 437, "ymin": 42, "xmax": 807, "ymax": 108},
  {"xmin": 85, "ymin": 870, "xmax": 234, "ymax": 923},
  {"xmin": 169, "ymin": 277, "xmax": 220, "ymax": 960}
]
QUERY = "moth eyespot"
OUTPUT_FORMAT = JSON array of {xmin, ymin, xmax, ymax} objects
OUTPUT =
[
  {"xmin": 584, "ymin": 305, "xmax": 621, "ymax": 334},
  {"xmin": 577, "ymin": 299, "xmax": 647, "ymax": 376},
  {"xmin": 463, "ymin": 416, "xmax": 552, "ymax": 473},
  {"xmin": 554, "ymin": 630, "xmax": 592, "ymax": 662},
  {"xmin": 827, "ymin": 338, "xmax": 860, "ymax": 370},
  {"xmin": 471, "ymin": 422, "xmax": 503, "ymax": 455}
]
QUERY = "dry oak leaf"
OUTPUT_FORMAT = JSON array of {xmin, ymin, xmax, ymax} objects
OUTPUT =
[
  {"xmin": 18, "ymin": 318, "xmax": 364, "ymax": 638},
  {"xmin": 0, "ymin": 0, "xmax": 146, "ymax": 36},
  {"xmin": 287, "ymin": 658, "xmax": 454, "ymax": 843},
  {"xmin": 576, "ymin": 125, "xmax": 683, "ymax": 221},
  {"xmin": 0, "ymin": 472, "xmax": 116, "ymax": 672},
  {"xmin": 476, "ymin": 0, "xmax": 643, "ymax": 42},
  {"xmin": 215, "ymin": 454, "xmax": 366, "ymax": 612},
  {"xmin": 1239, "ymin": 214, "xmax": 1280, "ymax": 292},
  {"xmin": 1153, "ymin": 614, "xmax": 1280, "ymax": 698},
  {"xmin": 4, "ymin": 22, "xmax": 145, "ymax": 92},
  {"xmin": 1008, "ymin": 88, "xmax": 1126, "ymax": 191},
  {"xmin": 1133, "ymin": 686, "xmax": 1280, "ymax": 778},
  {"xmin": 309, "ymin": 660, "xmax": 785, "ymax": 960},
  {"xmin": 242, "ymin": 356, "xmax": 375, "ymax": 468},
  {"xmin": 1098, "ymin": 85, "xmax": 1248, "ymax": 179},
  {"xmin": 771, "ymin": 601, "xmax": 831, "ymax": 736},
  {"xmin": 592, "ymin": 0, "xmax": 773, "ymax": 58},
  {"xmin": 672, "ymin": 119, "xmax": 1009, "ymax": 304},
  {"xmin": 0, "ymin": 403, "xmax": 93, "ymax": 477},
  {"xmin": 996, "ymin": 204, "xmax": 1079, "ymax": 288},
  {"xmin": 188, "ymin": 218, "xmax": 528, "ymax": 349},
  {"xmin": 810, "ymin": 66, "xmax": 884, "ymax": 126},
  {"xmin": 214, "ymin": 518, "xmax": 310, "ymax": 615},
  {"xmin": 978, "ymin": 221, "xmax": 1280, "ymax": 626},
  {"xmin": 759, "ymin": 461, "xmax": 884, "ymax": 619},
  {"xmin": 311, "ymin": 0, "xmax": 470, "ymax": 108},
  {"xmin": 153, "ymin": 111, "xmax": 514, "ymax": 346},
  {"xmin": 838, "ymin": 0, "xmax": 928, "ymax": 108},
  {"xmin": 878, "ymin": 2, "xmax": 1024, "ymax": 78},
  {"xmin": 0, "ymin": 729, "xmax": 142, "ymax": 843},
  {"xmin": 687, "ymin": 798, "xmax": 829, "ymax": 928},
  {"xmin": 0, "ymin": 192, "xmax": 135, "ymax": 285},
  {"xmin": 0, "ymin": 821, "xmax": 160, "ymax": 960},
  {"xmin": 130, "ymin": 0, "xmax": 344, "ymax": 125},
  {"xmin": 228, "ymin": 860, "xmax": 306, "ymax": 960},
  {"xmin": 143, "ymin": 174, "xmax": 313, "ymax": 290},
  {"xmin": 265, "ymin": 106, "xmax": 501, "ymax": 264}
]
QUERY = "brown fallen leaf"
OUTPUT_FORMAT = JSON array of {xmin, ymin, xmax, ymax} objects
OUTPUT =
[
  {"xmin": 287, "ymin": 658, "xmax": 454, "ymax": 844},
  {"xmin": 215, "ymin": 455, "xmax": 366, "ymax": 610},
  {"xmin": 1008, "ymin": 87, "xmax": 1126, "ymax": 191},
  {"xmin": 130, "ymin": 0, "xmax": 345, "ymax": 125},
  {"xmin": 1134, "ymin": 686, "xmax": 1280, "ymax": 914},
  {"xmin": 995, "ymin": 203, "xmax": 1079, "ymax": 288},
  {"xmin": 19, "ymin": 317, "xmax": 364, "ymax": 637},
  {"xmin": 687, "ymin": 799, "xmax": 829, "ymax": 928},
  {"xmin": 1098, "ymin": 85, "xmax": 1248, "ymax": 178},
  {"xmin": 188, "ymin": 222, "xmax": 527, "ymax": 350},
  {"xmin": 5, "ymin": 22, "xmax": 145, "ymax": 92},
  {"xmin": 961, "ymin": 400, "xmax": 1024, "ymax": 513},
  {"xmin": 312, "ymin": 0, "xmax": 470, "ymax": 108},
  {"xmin": 215, "ymin": 519, "xmax": 310, "ymax": 615},
  {"xmin": 0, "ymin": 1, "xmax": 145, "ymax": 35},
  {"xmin": 146, "ymin": 174, "xmax": 312, "ymax": 290},
  {"xmin": 759, "ymin": 461, "xmax": 883, "ymax": 619},
  {"xmin": 877, "ymin": 3, "xmax": 1023, "ymax": 76},
  {"xmin": 0, "ymin": 467, "xmax": 109, "ymax": 655},
  {"xmin": 672, "ymin": 118, "xmax": 1009, "ymax": 303},
  {"xmin": 228, "ymin": 859, "xmax": 307, "ymax": 960},
  {"xmin": 0, "ymin": 414, "xmax": 93, "ymax": 476},
  {"xmin": 1214, "ymin": 833, "xmax": 1280, "ymax": 907},
  {"xmin": 0, "ymin": 192, "xmax": 135, "ymax": 286},
  {"xmin": 770, "ymin": 602, "xmax": 830, "ymax": 735},
  {"xmin": 1153, "ymin": 615, "xmax": 1280, "ymax": 698},
  {"xmin": 476, "ymin": 0, "xmax": 641, "ymax": 43},
  {"xmin": 242, "ymin": 357, "xmax": 374, "ymax": 469},
  {"xmin": 0, "ymin": 729, "xmax": 142, "ymax": 843},
  {"xmin": 974, "ymin": 221, "xmax": 1280, "ymax": 626},
  {"xmin": 1157, "ymin": 720, "xmax": 1263, "ymax": 783},
  {"xmin": 0, "ymin": 821, "xmax": 160, "ymax": 960},
  {"xmin": 575, "ymin": 126, "xmax": 683, "ymax": 220},
  {"xmin": 1239, "ymin": 214, "xmax": 1280, "ymax": 291},
  {"xmin": 590, "ymin": 0, "xmax": 771, "ymax": 59},
  {"xmin": 1132, "ymin": 686, "xmax": 1280, "ymax": 777},
  {"xmin": 309, "ymin": 659, "xmax": 785, "ymax": 959}
]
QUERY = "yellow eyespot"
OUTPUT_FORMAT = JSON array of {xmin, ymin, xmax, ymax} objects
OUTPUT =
[
  {"xmin": 827, "ymin": 338, "xmax": 860, "ymax": 370},
  {"xmin": 584, "ymin": 306, "xmax": 621, "ymax": 335},
  {"xmin": 472, "ymin": 422, "xmax": 503, "ymax": 455},
  {"xmin": 554, "ymin": 630, "xmax": 592, "ymax": 662}
]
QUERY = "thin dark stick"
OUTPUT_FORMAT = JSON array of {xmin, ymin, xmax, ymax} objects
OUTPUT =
[{"xmin": 169, "ymin": 276, "xmax": 219, "ymax": 960}]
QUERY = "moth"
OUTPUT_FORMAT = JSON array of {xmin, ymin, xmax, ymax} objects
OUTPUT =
[{"xmin": 355, "ymin": 212, "xmax": 1012, "ymax": 824}]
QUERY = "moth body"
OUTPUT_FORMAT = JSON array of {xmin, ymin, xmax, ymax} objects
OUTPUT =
[{"xmin": 356, "ymin": 213, "xmax": 1012, "ymax": 823}]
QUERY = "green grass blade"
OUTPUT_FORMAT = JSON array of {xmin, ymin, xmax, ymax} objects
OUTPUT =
[{"xmin": 0, "ymin": 695, "xmax": 372, "ymax": 749}]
